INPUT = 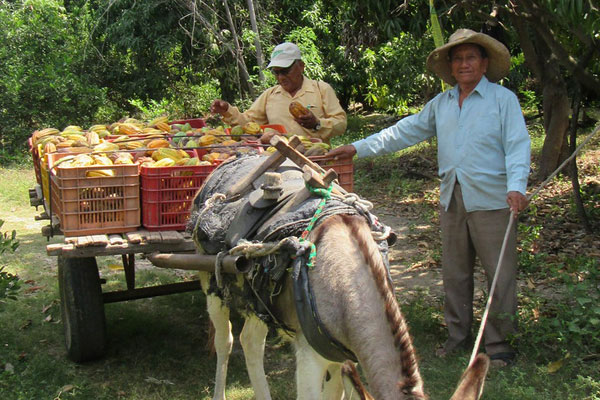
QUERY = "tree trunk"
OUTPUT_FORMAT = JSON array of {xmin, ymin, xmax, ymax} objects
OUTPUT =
[
  {"xmin": 246, "ymin": 0, "xmax": 265, "ymax": 82},
  {"xmin": 567, "ymin": 88, "xmax": 591, "ymax": 232},
  {"xmin": 223, "ymin": 0, "xmax": 255, "ymax": 98},
  {"xmin": 539, "ymin": 61, "xmax": 570, "ymax": 178}
]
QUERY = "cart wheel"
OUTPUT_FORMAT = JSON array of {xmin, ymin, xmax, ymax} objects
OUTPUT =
[{"xmin": 58, "ymin": 256, "xmax": 107, "ymax": 362}]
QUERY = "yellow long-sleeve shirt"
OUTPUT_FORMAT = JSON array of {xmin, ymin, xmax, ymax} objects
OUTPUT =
[{"xmin": 222, "ymin": 77, "xmax": 347, "ymax": 143}]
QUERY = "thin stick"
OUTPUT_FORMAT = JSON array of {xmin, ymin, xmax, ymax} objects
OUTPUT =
[{"xmin": 469, "ymin": 123, "xmax": 600, "ymax": 366}]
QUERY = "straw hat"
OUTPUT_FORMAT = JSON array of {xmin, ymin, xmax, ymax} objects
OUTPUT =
[{"xmin": 426, "ymin": 28, "xmax": 510, "ymax": 85}]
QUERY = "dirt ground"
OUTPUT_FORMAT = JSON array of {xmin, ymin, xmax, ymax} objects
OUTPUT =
[{"xmin": 372, "ymin": 205, "xmax": 491, "ymax": 306}]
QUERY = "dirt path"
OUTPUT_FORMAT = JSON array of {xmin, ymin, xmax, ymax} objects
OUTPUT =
[
  {"xmin": 372, "ymin": 206, "xmax": 491, "ymax": 305},
  {"xmin": 373, "ymin": 207, "xmax": 444, "ymax": 300}
]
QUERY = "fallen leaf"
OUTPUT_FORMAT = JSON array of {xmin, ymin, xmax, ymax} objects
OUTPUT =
[
  {"xmin": 42, "ymin": 302, "xmax": 55, "ymax": 313},
  {"xmin": 4, "ymin": 362, "xmax": 14, "ymax": 374},
  {"xmin": 547, "ymin": 353, "xmax": 570, "ymax": 373},
  {"xmin": 145, "ymin": 377, "xmax": 175, "ymax": 385},
  {"xmin": 57, "ymin": 384, "xmax": 75, "ymax": 397},
  {"xmin": 20, "ymin": 320, "xmax": 32, "ymax": 330},
  {"xmin": 18, "ymin": 352, "xmax": 27, "ymax": 361},
  {"xmin": 44, "ymin": 315, "xmax": 53, "ymax": 323},
  {"xmin": 527, "ymin": 277, "xmax": 536, "ymax": 290},
  {"xmin": 24, "ymin": 285, "xmax": 44, "ymax": 294}
]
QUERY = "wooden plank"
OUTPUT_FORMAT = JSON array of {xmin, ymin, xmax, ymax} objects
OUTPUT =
[
  {"xmin": 46, "ymin": 240, "xmax": 197, "ymax": 257},
  {"xmin": 109, "ymin": 234, "xmax": 125, "ymax": 245},
  {"xmin": 65, "ymin": 237, "xmax": 78, "ymax": 244},
  {"xmin": 146, "ymin": 231, "xmax": 163, "ymax": 243},
  {"xmin": 47, "ymin": 243, "xmax": 65, "ymax": 252},
  {"xmin": 90, "ymin": 235, "xmax": 109, "ymax": 246},
  {"xmin": 159, "ymin": 231, "xmax": 184, "ymax": 243},
  {"xmin": 126, "ymin": 231, "xmax": 143, "ymax": 244},
  {"xmin": 76, "ymin": 236, "xmax": 94, "ymax": 248}
]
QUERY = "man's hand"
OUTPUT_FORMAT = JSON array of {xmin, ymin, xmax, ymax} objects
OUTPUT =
[
  {"xmin": 506, "ymin": 191, "xmax": 528, "ymax": 216},
  {"xmin": 210, "ymin": 99, "xmax": 230, "ymax": 115},
  {"xmin": 326, "ymin": 144, "xmax": 357, "ymax": 159},
  {"xmin": 294, "ymin": 110, "xmax": 319, "ymax": 130}
]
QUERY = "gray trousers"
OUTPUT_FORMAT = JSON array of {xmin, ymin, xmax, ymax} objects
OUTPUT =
[{"xmin": 439, "ymin": 183, "xmax": 518, "ymax": 355}]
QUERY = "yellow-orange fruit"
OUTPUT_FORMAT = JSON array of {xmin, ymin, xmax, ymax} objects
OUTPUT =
[
  {"xmin": 289, "ymin": 101, "xmax": 309, "ymax": 118},
  {"xmin": 147, "ymin": 139, "xmax": 170, "ymax": 149}
]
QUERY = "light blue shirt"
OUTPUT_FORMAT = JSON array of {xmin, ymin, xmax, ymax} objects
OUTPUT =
[{"xmin": 354, "ymin": 76, "xmax": 531, "ymax": 212}]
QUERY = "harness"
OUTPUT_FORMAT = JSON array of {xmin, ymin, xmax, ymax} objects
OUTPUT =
[{"xmin": 189, "ymin": 154, "xmax": 396, "ymax": 363}]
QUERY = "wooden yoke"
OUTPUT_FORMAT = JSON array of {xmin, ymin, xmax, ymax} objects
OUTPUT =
[
  {"xmin": 271, "ymin": 135, "xmax": 348, "ymax": 195},
  {"xmin": 226, "ymin": 135, "xmax": 302, "ymax": 199}
]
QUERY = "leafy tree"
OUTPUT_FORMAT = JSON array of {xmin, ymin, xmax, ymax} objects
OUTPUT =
[{"xmin": 0, "ymin": 0, "xmax": 106, "ymax": 163}]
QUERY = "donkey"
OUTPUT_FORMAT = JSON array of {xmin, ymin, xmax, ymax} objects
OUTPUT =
[{"xmin": 189, "ymin": 153, "xmax": 489, "ymax": 399}]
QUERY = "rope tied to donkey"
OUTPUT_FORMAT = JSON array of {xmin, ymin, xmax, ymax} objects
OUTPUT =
[{"xmin": 298, "ymin": 182, "xmax": 334, "ymax": 268}]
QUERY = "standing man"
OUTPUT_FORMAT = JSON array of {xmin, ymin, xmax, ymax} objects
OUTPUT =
[
  {"xmin": 328, "ymin": 29, "xmax": 530, "ymax": 367},
  {"xmin": 211, "ymin": 42, "xmax": 347, "ymax": 144}
]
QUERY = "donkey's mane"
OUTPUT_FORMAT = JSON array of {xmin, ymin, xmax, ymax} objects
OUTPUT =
[{"xmin": 315, "ymin": 214, "xmax": 427, "ymax": 399}]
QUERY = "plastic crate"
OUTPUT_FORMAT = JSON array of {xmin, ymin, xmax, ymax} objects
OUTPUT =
[
  {"xmin": 308, "ymin": 155, "xmax": 354, "ymax": 193},
  {"xmin": 140, "ymin": 163, "xmax": 219, "ymax": 231},
  {"xmin": 49, "ymin": 157, "xmax": 140, "ymax": 236}
]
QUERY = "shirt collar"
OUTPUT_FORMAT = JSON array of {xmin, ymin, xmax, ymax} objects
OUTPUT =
[
  {"xmin": 448, "ymin": 75, "xmax": 490, "ymax": 99},
  {"xmin": 272, "ymin": 76, "xmax": 312, "ymax": 97}
]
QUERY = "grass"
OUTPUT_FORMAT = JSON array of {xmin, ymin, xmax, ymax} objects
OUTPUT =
[{"xmin": 1, "ymin": 114, "xmax": 600, "ymax": 399}]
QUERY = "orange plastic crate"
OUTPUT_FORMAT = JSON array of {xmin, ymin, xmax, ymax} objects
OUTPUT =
[
  {"xmin": 308, "ymin": 155, "xmax": 354, "ymax": 193},
  {"xmin": 50, "ymin": 160, "xmax": 140, "ymax": 236},
  {"xmin": 140, "ymin": 163, "xmax": 219, "ymax": 231}
]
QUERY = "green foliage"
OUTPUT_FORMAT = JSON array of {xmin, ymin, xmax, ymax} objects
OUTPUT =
[
  {"xmin": 0, "ymin": 0, "xmax": 106, "ymax": 163},
  {"xmin": 0, "ymin": 221, "xmax": 19, "ymax": 256},
  {"xmin": 352, "ymin": 33, "xmax": 437, "ymax": 114},
  {"xmin": 518, "ymin": 223, "xmax": 545, "ymax": 274},
  {"xmin": 518, "ymin": 256, "xmax": 600, "ymax": 357},
  {"xmin": 285, "ymin": 27, "xmax": 326, "ymax": 81},
  {"xmin": 0, "ymin": 220, "xmax": 20, "ymax": 304}
]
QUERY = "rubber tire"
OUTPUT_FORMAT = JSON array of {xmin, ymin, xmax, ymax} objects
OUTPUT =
[{"xmin": 58, "ymin": 256, "xmax": 107, "ymax": 362}]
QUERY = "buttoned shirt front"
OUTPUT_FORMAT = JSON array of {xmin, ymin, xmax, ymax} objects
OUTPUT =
[
  {"xmin": 353, "ymin": 76, "xmax": 531, "ymax": 212},
  {"xmin": 222, "ymin": 77, "xmax": 347, "ymax": 143}
]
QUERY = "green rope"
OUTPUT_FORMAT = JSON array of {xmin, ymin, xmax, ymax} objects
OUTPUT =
[{"xmin": 298, "ymin": 182, "xmax": 333, "ymax": 268}]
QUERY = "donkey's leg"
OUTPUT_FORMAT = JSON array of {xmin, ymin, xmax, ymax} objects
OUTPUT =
[
  {"xmin": 294, "ymin": 333, "xmax": 334, "ymax": 400},
  {"xmin": 205, "ymin": 290, "xmax": 233, "ymax": 400},
  {"xmin": 322, "ymin": 363, "xmax": 344, "ymax": 400},
  {"xmin": 240, "ymin": 314, "xmax": 271, "ymax": 400},
  {"xmin": 200, "ymin": 272, "xmax": 233, "ymax": 400}
]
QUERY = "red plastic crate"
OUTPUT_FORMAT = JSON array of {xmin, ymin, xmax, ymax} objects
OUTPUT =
[
  {"xmin": 49, "ymin": 156, "xmax": 140, "ymax": 236},
  {"xmin": 140, "ymin": 163, "xmax": 219, "ymax": 231},
  {"xmin": 308, "ymin": 155, "xmax": 354, "ymax": 193}
]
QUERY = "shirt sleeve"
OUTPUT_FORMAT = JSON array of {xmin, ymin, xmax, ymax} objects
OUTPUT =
[
  {"xmin": 501, "ymin": 93, "xmax": 531, "ymax": 195},
  {"xmin": 311, "ymin": 82, "xmax": 347, "ymax": 142},
  {"xmin": 353, "ymin": 98, "xmax": 438, "ymax": 158},
  {"xmin": 222, "ymin": 90, "xmax": 271, "ymax": 127}
]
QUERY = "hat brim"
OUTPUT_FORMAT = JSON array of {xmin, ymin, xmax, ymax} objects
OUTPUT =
[
  {"xmin": 426, "ymin": 32, "xmax": 510, "ymax": 85},
  {"xmin": 267, "ymin": 58, "xmax": 296, "ymax": 69}
]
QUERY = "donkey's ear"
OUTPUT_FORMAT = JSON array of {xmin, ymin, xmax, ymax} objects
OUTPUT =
[
  {"xmin": 449, "ymin": 354, "xmax": 490, "ymax": 400},
  {"xmin": 341, "ymin": 360, "xmax": 375, "ymax": 400}
]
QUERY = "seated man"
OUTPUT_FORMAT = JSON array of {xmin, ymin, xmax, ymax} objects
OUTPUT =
[{"xmin": 211, "ymin": 42, "xmax": 347, "ymax": 144}]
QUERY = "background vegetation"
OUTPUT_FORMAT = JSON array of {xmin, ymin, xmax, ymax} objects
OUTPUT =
[{"xmin": 0, "ymin": 0, "xmax": 599, "ymax": 398}]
